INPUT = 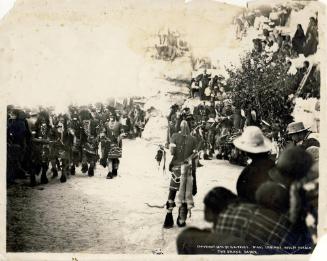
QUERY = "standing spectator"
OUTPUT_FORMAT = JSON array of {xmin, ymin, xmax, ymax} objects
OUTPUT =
[
  {"xmin": 269, "ymin": 7, "xmax": 280, "ymax": 26},
  {"xmin": 202, "ymin": 70, "xmax": 211, "ymax": 100},
  {"xmin": 304, "ymin": 17, "xmax": 319, "ymax": 57},
  {"xmin": 292, "ymin": 24, "xmax": 306, "ymax": 55},
  {"xmin": 279, "ymin": 6, "xmax": 289, "ymax": 26},
  {"xmin": 313, "ymin": 100, "xmax": 320, "ymax": 133},
  {"xmin": 235, "ymin": 17, "xmax": 245, "ymax": 40},
  {"xmin": 190, "ymin": 78, "xmax": 200, "ymax": 98},
  {"xmin": 119, "ymin": 111, "xmax": 131, "ymax": 135}
]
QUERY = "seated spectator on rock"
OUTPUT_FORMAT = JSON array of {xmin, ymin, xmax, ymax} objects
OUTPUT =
[
  {"xmin": 176, "ymin": 187, "xmax": 246, "ymax": 254},
  {"xmin": 204, "ymin": 86, "xmax": 213, "ymax": 101},
  {"xmin": 269, "ymin": 7, "xmax": 280, "ymax": 26},
  {"xmin": 253, "ymin": 38, "xmax": 262, "ymax": 53},
  {"xmin": 281, "ymin": 35, "xmax": 292, "ymax": 49},
  {"xmin": 265, "ymin": 40, "xmax": 279, "ymax": 53},
  {"xmin": 279, "ymin": 46, "xmax": 289, "ymax": 57},
  {"xmin": 261, "ymin": 40, "xmax": 267, "ymax": 53},
  {"xmin": 304, "ymin": 17, "xmax": 318, "ymax": 57},
  {"xmin": 286, "ymin": 60, "xmax": 297, "ymax": 76},
  {"xmin": 293, "ymin": 61, "xmax": 309, "ymax": 86},
  {"xmin": 210, "ymin": 75, "xmax": 219, "ymax": 89},
  {"xmin": 276, "ymin": 33, "xmax": 284, "ymax": 48},
  {"xmin": 265, "ymin": 40, "xmax": 273, "ymax": 52},
  {"xmin": 280, "ymin": 5, "xmax": 290, "ymax": 26},
  {"xmin": 234, "ymin": 126, "xmax": 275, "ymax": 203},
  {"xmin": 214, "ymin": 101, "xmax": 223, "ymax": 116},
  {"xmin": 190, "ymin": 78, "xmax": 200, "ymax": 98},
  {"xmin": 268, "ymin": 31, "xmax": 276, "ymax": 43},
  {"xmin": 253, "ymin": 12, "xmax": 262, "ymax": 30},
  {"xmin": 246, "ymin": 11, "xmax": 256, "ymax": 27},
  {"xmin": 263, "ymin": 28, "xmax": 270, "ymax": 39}
]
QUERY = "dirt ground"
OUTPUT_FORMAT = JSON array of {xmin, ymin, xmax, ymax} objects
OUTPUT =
[{"xmin": 7, "ymin": 138, "xmax": 243, "ymax": 254}]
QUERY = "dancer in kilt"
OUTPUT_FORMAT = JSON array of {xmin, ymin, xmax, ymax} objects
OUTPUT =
[
  {"xmin": 100, "ymin": 113, "xmax": 123, "ymax": 179},
  {"xmin": 54, "ymin": 114, "xmax": 74, "ymax": 183},
  {"xmin": 79, "ymin": 109, "xmax": 99, "ymax": 177},
  {"xmin": 30, "ymin": 111, "xmax": 52, "ymax": 185},
  {"xmin": 164, "ymin": 120, "xmax": 198, "ymax": 228}
]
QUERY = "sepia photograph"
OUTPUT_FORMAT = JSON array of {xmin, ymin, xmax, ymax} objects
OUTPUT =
[{"xmin": 0, "ymin": 0, "xmax": 326, "ymax": 259}]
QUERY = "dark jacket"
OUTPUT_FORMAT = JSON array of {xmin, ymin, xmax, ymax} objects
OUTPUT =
[{"xmin": 236, "ymin": 154, "xmax": 275, "ymax": 203}]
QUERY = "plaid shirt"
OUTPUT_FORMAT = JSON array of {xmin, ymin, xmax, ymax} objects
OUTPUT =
[{"xmin": 214, "ymin": 202, "xmax": 311, "ymax": 250}]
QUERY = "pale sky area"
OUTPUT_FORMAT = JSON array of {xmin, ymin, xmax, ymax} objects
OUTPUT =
[
  {"xmin": 0, "ymin": 0, "xmax": 15, "ymax": 19},
  {"xmin": 0, "ymin": 0, "xmax": 249, "ymax": 20},
  {"xmin": 0, "ymin": 0, "xmax": 247, "ymax": 109}
]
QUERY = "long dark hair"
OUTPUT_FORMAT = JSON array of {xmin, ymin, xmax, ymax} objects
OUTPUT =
[{"xmin": 204, "ymin": 187, "xmax": 237, "ymax": 215}]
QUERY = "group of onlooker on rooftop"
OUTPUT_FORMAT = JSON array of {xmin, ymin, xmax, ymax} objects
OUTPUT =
[{"xmin": 235, "ymin": 4, "xmax": 319, "ymax": 58}]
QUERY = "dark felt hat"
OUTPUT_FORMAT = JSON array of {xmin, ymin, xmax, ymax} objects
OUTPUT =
[{"xmin": 287, "ymin": 122, "xmax": 310, "ymax": 135}]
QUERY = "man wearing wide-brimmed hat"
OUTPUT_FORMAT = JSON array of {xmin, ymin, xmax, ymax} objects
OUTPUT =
[
  {"xmin": 233, "ymin": 126, "xmax": 275, "ymax": 203},
  {"xmin": 286, "ymin": 121, "xmax": 319, "ymax": 150}
]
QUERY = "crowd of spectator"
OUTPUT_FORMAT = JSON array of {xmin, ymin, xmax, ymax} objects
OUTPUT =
[
  {"xmin": 176, "ymin": 124, "xmax": 319, "ymax": 254},
  {"xmin": 237, "ymin": 5, "xmax": 319, "ymax": 58},
  {"xmin": 154, "ymin": 28, "xmax": 189, "ymax": 61},
  {"xmin": 173, "ymin": 4, "xmax": 321, "ymax": 254}
]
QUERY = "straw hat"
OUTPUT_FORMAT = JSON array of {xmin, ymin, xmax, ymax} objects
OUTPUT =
[
  {"xmin": 233, "ymin": 126, "xmax": 272, "ymax": 154},
  {"xmin": 286, "ymin": 121, "xmax": 310, "ymax": 135}
]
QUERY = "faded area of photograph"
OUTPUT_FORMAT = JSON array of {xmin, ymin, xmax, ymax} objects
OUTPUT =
[{"xmin": 1, "ymin": 0, "xmax": 323, "ymax": 256}]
